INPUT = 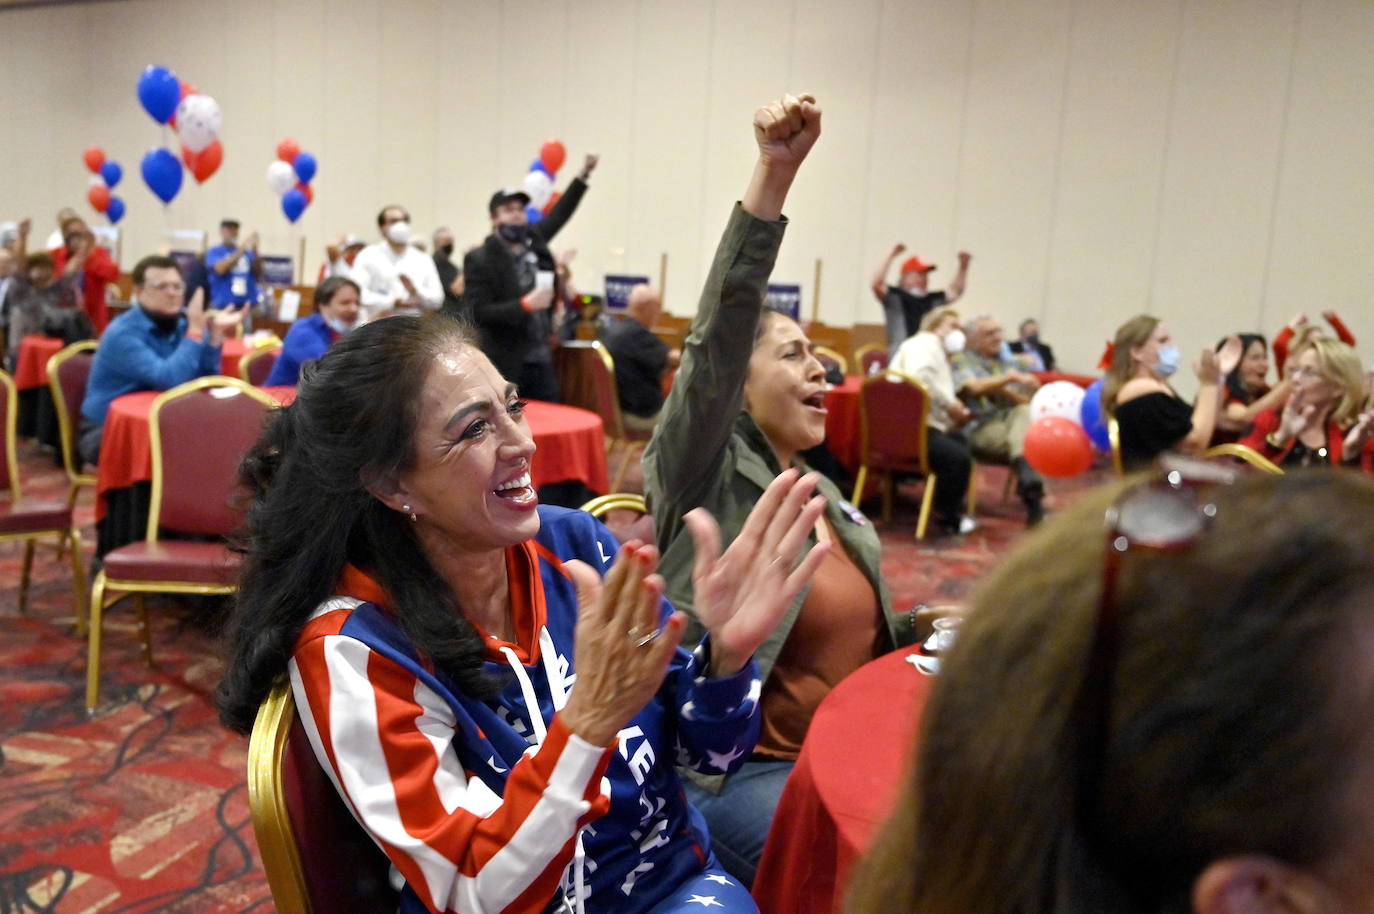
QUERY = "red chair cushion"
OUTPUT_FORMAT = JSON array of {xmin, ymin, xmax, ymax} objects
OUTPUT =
[
  {"xmin": 102, "ymin": 540, "xmax": 240, "ymax": 585},
  {"xmin": 0, "ymin": 500, "xmax": 73, "ymax": 534}
]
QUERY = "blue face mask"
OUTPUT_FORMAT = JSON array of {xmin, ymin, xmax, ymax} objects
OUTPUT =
[{"xmin": 1155, "ymin": 344, "xmax": 1181, "ymax": 378}]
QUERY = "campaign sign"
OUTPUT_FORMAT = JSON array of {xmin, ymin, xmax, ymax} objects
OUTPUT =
[
  {"xmin": 259, "ymin": 255, "xmax": 295, "ymax": 288},
  {"xmin": 604, "ymin": 274, "xmax": 651, "ymax": 312},
  {"xmin": 766, "ymin": 283, "xmax": 802, "ymax": 321}
]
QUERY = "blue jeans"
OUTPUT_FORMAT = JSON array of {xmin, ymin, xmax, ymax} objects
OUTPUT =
[{"xmin": 682, "ymin": 759, "xmax": 794, "ymax": 889}]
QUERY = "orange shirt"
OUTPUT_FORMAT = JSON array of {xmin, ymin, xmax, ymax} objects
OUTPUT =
[{"xmin": 754, "ymin": 521, "xmax": 884, "ymax": 760}]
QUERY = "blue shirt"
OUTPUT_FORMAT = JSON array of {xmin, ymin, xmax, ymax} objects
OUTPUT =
[
  {"xmin": 205, "ymin": 244, "xmax": 258, "ymax": 308},
  {"xmin": 81, "ymin": 306, "xmax": 223, "ymax": 426},
  {"xmin": 265, "ymin": 313, "xmax": 337, "ymax": 386}
]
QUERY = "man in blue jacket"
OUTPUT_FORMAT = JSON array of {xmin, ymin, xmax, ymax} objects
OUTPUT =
[{"xmin": 79, "ymin": 254, "xmax": 246, "ymax": 465}]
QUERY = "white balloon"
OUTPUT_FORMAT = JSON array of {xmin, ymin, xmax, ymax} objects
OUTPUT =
[
  {"xmin": 522, "ymin": 170, "xmax": 554, "ymax": 209},
  {"xmin": 176, "ymin": 94, "xmax": 222, "ymax": 153},
  {"xmin": 266, "ymin": 160, "xmax": 297, "ymax": 197},
  {"xmin": 1029, "ymin": 380, "xmax": 1086, "ymax": 425}
]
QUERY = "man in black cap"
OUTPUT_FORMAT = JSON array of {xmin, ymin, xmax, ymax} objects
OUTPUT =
[{"xmin": 462, "ymin": 154, "xmax": 598, "ymax": 401}]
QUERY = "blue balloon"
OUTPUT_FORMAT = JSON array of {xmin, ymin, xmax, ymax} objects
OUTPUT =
[
  {"xmin": 293, "ymin": 152, "xmax": 317, "ymax": 184},
  {"xmin": 99, "ymin": 160, "xmax": 122, "ymax": 189},
  {"xmin": 137, "ymin": 65, "xmax": 181, "ymax": 124},
  {"xmin": 525, "ymin": 203, "xmax": 543, "ymax": 224},
  {"xmin": 281, "ymin": 188, "xmax": 307, "ymax": 223},
  {"xmin": 529, "ymin": 157, "xmax": 551, "ymax": 177},
  {"xmin": 140, "ymin": 148, "xmax": 183, "ymax": 204},
  {"xmin": 106, "ymin": 196, "xmax": 126, "ymax": 224},
  {"xmin": 1079, "ymin": 378, "xmax": 1111, "ymax": 452}
]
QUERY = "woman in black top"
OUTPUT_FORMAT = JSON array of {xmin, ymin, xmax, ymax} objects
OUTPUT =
[{"xmin": 1101, "ymin": 314, "xmax": 1240, "ymax": 471}]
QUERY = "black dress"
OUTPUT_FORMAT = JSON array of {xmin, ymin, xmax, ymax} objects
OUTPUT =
[{"xmin": 1115, "ymin": 391, "xmax": 1193, "ymax": 472}]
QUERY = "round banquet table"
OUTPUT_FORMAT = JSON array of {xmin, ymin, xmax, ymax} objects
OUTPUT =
[
  {"xmin": 220, "ymin": 338, "xmax": 250, "ymax": 379},
  {"xmin": 822, "ymin": 375, "xmax": 862, "ymax": 473},
  {"xmin": 94, "ymin": 391, "xmax": 608, "ymax": 552},
  {"xmin": 752, "ymin": 648, "xmax": 934, "ymax": 914},
  {"xmin": 13, "ymin": 335, "xmax": 65, "ymax": 390}
]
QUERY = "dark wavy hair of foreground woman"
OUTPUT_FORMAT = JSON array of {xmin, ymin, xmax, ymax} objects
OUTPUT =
[{"xmin": 217, "ymin": 314, "xmax": 498, "ymax": 733}]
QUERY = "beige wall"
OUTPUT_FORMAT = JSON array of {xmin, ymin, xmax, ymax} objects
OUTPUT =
[{"xmin": 3, "ymin": 0, "xmax": 1371, "ymax": 382}]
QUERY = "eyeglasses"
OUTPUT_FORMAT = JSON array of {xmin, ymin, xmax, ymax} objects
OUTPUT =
[
  {"xmin": 146, "ymin": 282, "xmax": 186, "ymax": 294},
  {"xmin": 1078, "ymin": 457, "xmax": 1237, "ymax": 814}
]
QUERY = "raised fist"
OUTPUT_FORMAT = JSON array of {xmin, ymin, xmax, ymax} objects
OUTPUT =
[{"xmin": 753, "ymin": 93, "xmax": 822, "ymax": 172}]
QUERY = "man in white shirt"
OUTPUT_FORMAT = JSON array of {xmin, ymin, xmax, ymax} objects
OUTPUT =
[
  {"xmin": 888, "ymin": 306, "xmax": 976, "ymax": 535},
  {"xmin": 348, "ymin": 205, "xmax": 443, "ymax": 321}
]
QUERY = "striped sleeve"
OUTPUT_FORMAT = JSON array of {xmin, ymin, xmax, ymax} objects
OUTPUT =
[{"xmin": 290, "ymin": 616, "xmax": 614, "ymax": 914}]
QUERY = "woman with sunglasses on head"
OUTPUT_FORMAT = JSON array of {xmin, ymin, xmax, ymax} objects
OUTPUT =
[
  {"xmin": 1101, "ymin": 315, "xmax": 1242, "ymax": 471},
  {"xmin": 643, "ymin": 93, "xmax": 922, "ymax": 888},
  {"xmin": 1240, "ymin": 337, "xmax": 1374, "ymax": 472},
  {"xmin": 852, "ymin": 466, "xmax": 1374, "ymax": 914}
]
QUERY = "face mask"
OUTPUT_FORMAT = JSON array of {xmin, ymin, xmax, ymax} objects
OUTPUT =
[
  {"xmin": 943, "ymin": 329, "xmax": 966, "ymax": 355},
  {"xmin": 1155, "ymin": 344, "xmax": 1181, "ymax": 378},
  {"xmin": 1025, "ymin": 333, "xmax": 1039, "ymax": 344},
  {"xmin": 437, "ymin": 244, "xmax": 454, "ymax": 259},
  {"xmin": 324, "ymin": 315, "xmax": 353, "ymax": 335},
  {"xmin": 497, "ymin": 223, "xmax": 529, "ymax": 244},
  {"xmin": 385, "ymin": 221, "xmax": 412, "ymax": 245}
]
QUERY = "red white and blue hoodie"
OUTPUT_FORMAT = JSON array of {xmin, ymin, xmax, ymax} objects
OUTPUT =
[{"xmin": 289, "ymin": 506, "xmax": 762, "ymax": 914}]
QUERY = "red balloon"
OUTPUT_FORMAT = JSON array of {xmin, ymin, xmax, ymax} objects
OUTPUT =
[
  {"xmin": 87, "ymin": 183, "xmax": 111, "ymax": 213},
  {"xmin": 82, "ymin": 146, "xmax": 105, "ymax": 173},
  {"xmin": 1023, "ymin": 416, "xmax": 1095, "ymax": 478},
  {"xmin": 276, "ymin": 138, "xmax": 300, "ymax": 164},
  {"xmin": 186, "ymin": 139, "xmax": 223, "ymax": 183},
  {"xmin": 542, "ymin": 191, "xmax": 561, "ymax": 215},
  {"xmin": 295, "ymin": 181, "xmax": 313, "ymax": 206},
  {"xmin": 539, "ymin": 138, "xmax": 566, "ymax": 174}
]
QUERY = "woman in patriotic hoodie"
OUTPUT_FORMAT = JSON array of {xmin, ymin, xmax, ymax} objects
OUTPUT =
[{"xmin": 218, "ymin": 94, "xmax": 828, "ymax": 914}]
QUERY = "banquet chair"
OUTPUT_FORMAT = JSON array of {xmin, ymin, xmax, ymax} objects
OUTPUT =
[
  {"xmin": 0, "ymin": 369, "xmax": 87, "ymax": 625},
  {"xmin": 45, "ymin": 340, "xmax": 98, "ymax": 510},
  {"xmin": 86, "ymin": 376, "xmax": 278, "ymax": 712},
  {"xmin": 853, "ymin": 343, "xmax": 888, "ymax": 377},
  {"xmin": 580, "ymin": 492, "xmax": 656, "ymax": 545},
  {"xmin": 554, "ymin": 340, "xmax": 650, "ymax": 491},
  {"xmin": 850, "ymin": 371, "xmax": 941, "ymax": 539},
  {"xmin": 239, "ymin": 344, "xmax": 282, "ymax": 386},
  {"xmin": 1203, "ymin": 442, "xmax": 1284, "ymax": 474},
  {"xmin": 249, "ymin": 680, "xmax": 398, "ymax": 914},
  {"xmin": 813, "ymin": 345, "xmax": 849, "ymax": 378}
]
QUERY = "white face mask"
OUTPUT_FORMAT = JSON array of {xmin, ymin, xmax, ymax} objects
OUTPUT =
[
  {"xmin": 943, "ymin": 329, "xmax": 966, "ymax": 355},
  {"xmin": 385, "ymin": 221, "xmax": 412, "ymax": 245},
  {"xmin": 324, "ymin": 315, "xmax": 353, "ymax": 335}
]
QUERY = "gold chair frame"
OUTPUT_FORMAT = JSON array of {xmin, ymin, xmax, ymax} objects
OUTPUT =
[
  {"xmin": 1108, "ymin": 416, "xmax": 1124, "ymax": 476},
  {"xmin": 239, "ymin": 342, "xmax": 284, "ymax": 384},
  {"xmin": 45, "ymin": 340, "xmax": 99, "ymax": 510},
  {"xmin": 852, "ymin": 343, "xmax": 887, "ymax": 375},
  {"xmin": 86, "ymin": 375, "xmax": 279, "ymax": 712},
  {"xmin": 248, "ymin": 680, "xmax": 313, "ymax": 914},
  {"xmin": 1, "ymin": 370, "xmax": 88, "ymax": 627},
  {"xmin": 813, "ymin": 345, "xmax": 849, "ymax": 377},
  {"xmin": 579, "ymin": 492, "xmax": 648, "ymax": 518},
  {"xmin": 1203, "ymin": 442, "xmax": 1284, "ymax": 474}
]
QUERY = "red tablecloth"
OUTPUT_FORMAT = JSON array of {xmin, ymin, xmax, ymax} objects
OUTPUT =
[
  {"xmin": 94, "ymin": 392, "xmax": 608, "ymax": 521},
  {"xmin": 13, "ymin": 336, "xmax": 64, "ymax": 390},
  {"xmin": 822, "ymin": 376, "xmax": 863, "ymax": 472},
  {"xmin": 221, "ymin": 338, "xmax": 249, "ymax": 379},
  {"xmin": 753, "ymin": 648, "xmax": 934, "ymax": 914}
]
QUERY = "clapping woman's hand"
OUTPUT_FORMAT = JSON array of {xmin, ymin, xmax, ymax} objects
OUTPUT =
[
  {"xmin": 562, "ymin": 543, "xmax": 686, "ymax": 748},
  {"xmin": 684, "ymin": 469, "xmax": 830, "ymax": 678}
]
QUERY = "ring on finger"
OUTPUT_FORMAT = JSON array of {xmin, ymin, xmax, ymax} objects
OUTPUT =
[{"xmin": 634, "ymin": 628, "xmax": 662, "ymax": 648}]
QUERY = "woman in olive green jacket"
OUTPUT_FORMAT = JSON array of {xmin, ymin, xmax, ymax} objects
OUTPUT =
[{"xmin": 642, "ymin": 94, "xmax": 917, "ymax": 888}]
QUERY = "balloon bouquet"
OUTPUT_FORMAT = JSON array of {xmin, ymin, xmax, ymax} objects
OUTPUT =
[
  {"xmin": 81, "ymin": 146, "xmax": 126, "ymax": 224},
  {"xmin": 1023, "ymin": 379, "xmax": 1112, "ymax": 478},
  {"xmin": 267, "ymin": 138, "xmax": 318, "ymax": 223},
  {"xmin": 135, "ymin": 64, "xmax": 224, "ymax": 207},
  {"xmin": 521, "ymin": 139, "xmax": 567, "ymax": 224}
]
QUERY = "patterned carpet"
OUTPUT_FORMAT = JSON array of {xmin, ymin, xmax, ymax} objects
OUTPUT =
[{"xmin": 0, "ymin": 439, "xmax": 1105, "ymax": 912}]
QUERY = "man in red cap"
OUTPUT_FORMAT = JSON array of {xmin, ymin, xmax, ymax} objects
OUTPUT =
[{"xmin": 871, "ymin": 243, "xmax": 971, "ymax": 357}]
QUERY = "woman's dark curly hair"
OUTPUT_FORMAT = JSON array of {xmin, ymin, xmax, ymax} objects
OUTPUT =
[{"xmin": 217, "ymin": 314, "xmax": 496, "ymax": 733}]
